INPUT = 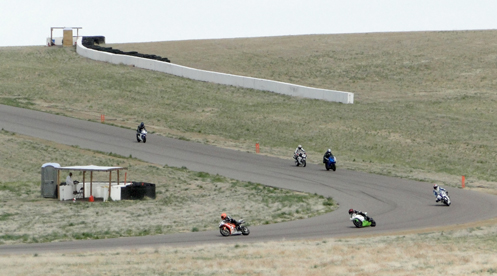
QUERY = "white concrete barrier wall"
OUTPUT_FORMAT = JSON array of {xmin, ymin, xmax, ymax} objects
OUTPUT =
[{"xmin": 76, "ymin": 38, "xmax": 354, "ymax": 104}]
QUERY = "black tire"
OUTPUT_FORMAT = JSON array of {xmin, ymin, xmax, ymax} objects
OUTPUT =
[
  {"xmin": 136, "ymin": 134, "xmax": 140, "ymax": 142},
  {"xmin": 353, "ymin": 218, "xmax": 362, "ymax": 228},
  {"xmin": 371, "ymin": 219, "xmax": 376, "ymax": 227},
  {"xmin": 143, "ymin": 136, "xmax": 146, "ymax": 143},
  {"xmin": 325, "ymin": 163, "xmax": 330, "ymax": 171},
  {"xmin": 220, "ymin": 227, "xmax": 230, "ymax": 237},
  {"xmin": 303, "ymin": 160, "xmax": 306, "ymax": 167},
  {"xmin": 241, "ymin": 226, "xmax": 250, "ymax": 235},
  {"xmin": 331, "ymin": 164, "xmax": 336, "ymax": 171}
]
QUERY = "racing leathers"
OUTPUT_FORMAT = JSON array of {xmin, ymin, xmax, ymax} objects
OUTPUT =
[
  {"xmin": 323, "ymin": 150, "xmax": 334, "ymax": 163},
  {"xmin": 433, "ymin": 186, "xmax": 447, "ymax": 202},
  {"xmin": 223, "ymin": 215, "xmax": 240, "ymax": 227},
  {"xmin": 294, "ymin": 147, "xmax": 306, "ymax": 162},
  {"xmin": 350, "ymin": 209, "xmax": 371, "ymax": 222}
]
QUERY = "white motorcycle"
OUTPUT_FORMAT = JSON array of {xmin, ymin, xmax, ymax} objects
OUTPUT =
[
  {"xmin": 294, "ymin": 152, "xmax": 307, "ymax": 167},
  {"xmin": 437, "ymin": 190, "xmax": 451, "ymax": 206},
  {"xmin": 136, "ymin": 129, "xmax": 147, "ymax": 143}
]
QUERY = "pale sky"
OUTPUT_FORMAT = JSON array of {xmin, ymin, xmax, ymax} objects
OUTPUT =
[{"xmin": 1, "ymin": 0, "xmax": 497, "ymax": 47}]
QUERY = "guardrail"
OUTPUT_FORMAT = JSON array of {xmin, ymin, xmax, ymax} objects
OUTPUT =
[{"xmin": 76, "ymin": 37, "xmax": 354, "ymax": 104}]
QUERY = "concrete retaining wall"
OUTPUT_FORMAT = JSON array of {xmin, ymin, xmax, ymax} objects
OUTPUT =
[{"xmin": 76, "ymin": 37, "xmax": 354, "ymax": 104}]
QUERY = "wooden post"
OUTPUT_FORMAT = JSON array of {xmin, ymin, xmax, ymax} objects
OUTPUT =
[
  {"xmin": 108, "ymin": 171, "xmax": 112, "ymax": 201},
  {"xmin": 90, "ymin": 171, "xmax": 93, "ymax": 197},
  {"xmin": 82, "ymin": 171, "xmax": 86, "ymax": 199}
]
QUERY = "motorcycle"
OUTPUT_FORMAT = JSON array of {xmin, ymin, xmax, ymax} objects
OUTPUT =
[
  {"xmin": 438, "ymin": 190, "xmax": 451, "ymax": 206},
  {"xmin": 219, "ymin": 219, "xmax": 250, "ymax": 237},
  {"xmin": 136, "ymin": 129, "xmax": 147, "ymax": 143},
  {"xmin": 324, "ymin": 155, "xmax": 337, "ymax": 171},
  {"xmin": 294, "ymin": 152, "xmax": 307, "ymax": 167},
  {"xmin": 350, "ymin": 212, "xmax": 376, "ymax": 228}
]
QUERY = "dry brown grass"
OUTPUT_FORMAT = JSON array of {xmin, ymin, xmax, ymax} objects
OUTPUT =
[
  {"xmin": 0, "ymin": 130, "xmax": 334, "ymax": 245},
  {"xmin": 2, "ymin": 223, "xmax": 497, "ymax": 275},
  {"xmin": 2, "ymin": 30, "xmax": 497, "ymax": 274}
]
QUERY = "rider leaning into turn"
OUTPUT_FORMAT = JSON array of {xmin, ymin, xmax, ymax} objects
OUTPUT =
[
  {"xmin": 221, "ymin": 213, "xmax": 240, "ymax": 227},
  {"xmin": 294, "ymin": 145, "xmax": 306, "ymax": 161},
  {"xmin": 349, "ymin": 209, "xmax": 371, "ymax": 221},
  {"xmin": 433, "ymin": 184, "xmax": 447, "ymax": 202}
]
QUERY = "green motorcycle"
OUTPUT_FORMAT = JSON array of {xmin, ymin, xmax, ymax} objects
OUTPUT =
[{"xmin": 350, "ymin": 212, "xmax": 376, "ymax": 228}]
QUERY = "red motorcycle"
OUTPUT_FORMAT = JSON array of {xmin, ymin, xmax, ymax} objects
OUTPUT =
[{"xmin": 219, "ymin": 219, "xmax": 250, "ymax": 237}]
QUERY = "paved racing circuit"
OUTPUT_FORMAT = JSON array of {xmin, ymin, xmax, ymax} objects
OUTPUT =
[{"xmin": 1, "ymin": 104, "xmax": 496, "ymax": 254}]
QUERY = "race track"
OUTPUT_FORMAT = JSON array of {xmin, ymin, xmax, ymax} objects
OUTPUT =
[{"xmin": 1, "ymin": 104, "xmax": 496, "ymax": 255}]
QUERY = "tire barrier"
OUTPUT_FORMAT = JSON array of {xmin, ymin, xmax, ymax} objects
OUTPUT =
[
  {"xmin": 81, "ymin": 36, "xmax": 171, "ymax": 63},
  {"xmin": 120, "ymin": 182, "xmax": 156, "ymax": 200}
]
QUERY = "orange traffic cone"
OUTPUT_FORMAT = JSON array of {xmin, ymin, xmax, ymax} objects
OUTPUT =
[{"xmin": 89, "ymin": 195, "xmax": 94, "ymax": 202}]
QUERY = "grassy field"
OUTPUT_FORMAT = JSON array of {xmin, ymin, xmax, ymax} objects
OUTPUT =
[
  {"xmin": 2, "ymin": 222, "xmax": 497, "ymax": 275},
  {"xmin": 0, "ymin": 130, "xmax": 334, "ymax": 245},
  {"xmin": 1, "ymin": 30, "xmax": 497, "ymax": 274}
]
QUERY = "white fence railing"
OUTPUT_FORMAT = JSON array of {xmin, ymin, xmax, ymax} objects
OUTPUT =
[{"xmin": 76, "ymin": 37, "xmax": 354, "ymax": 104}]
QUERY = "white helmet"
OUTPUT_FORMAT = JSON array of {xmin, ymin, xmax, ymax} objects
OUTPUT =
[
  {"xmin": 433, "ymin": 184, "xmax": 439, "ymax": 190},
  {"xmin": 327, "ymin": 149, "xmax": 331, "ymax": 153},
  {"xmin": 298, "ymin": 145, "xmax": 302, "ymax": 149}
]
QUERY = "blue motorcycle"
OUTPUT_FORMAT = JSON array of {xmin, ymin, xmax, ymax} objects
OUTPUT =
[{"xmin": 324, "ymin": 155, "xmax": 336, "ymax": 171}]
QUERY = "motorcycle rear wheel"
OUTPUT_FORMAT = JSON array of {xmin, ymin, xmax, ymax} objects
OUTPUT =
[
  {"xmin": 220, "ymin": 227, "xmax": 230, "ymax": 237},
  {"xmin": 136, "ymin": 135, "xmax": 140, "ymax": 142}
]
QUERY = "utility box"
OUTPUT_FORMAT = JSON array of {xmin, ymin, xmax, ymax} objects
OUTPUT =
[{"xmin": 41, "ymin": 163, "xmax": 60, "ymax": 198}]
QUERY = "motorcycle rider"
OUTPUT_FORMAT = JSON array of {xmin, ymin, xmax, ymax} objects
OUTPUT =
[
  {"xmin": 221, "ymin": 213, "xmax": 240, "ymax": 227},
  {"xmin": 136, "ymin": 122, "xmax": 147, "ymax": 138},
  {"xmin": 323, "ymin": 148, "xmax": 334, "ymax": 163},
  {"xmin": 349, "ymin": 208, "xmax": 371, "ymax": 222},
  {"xmin": 433, "ymin": 184, "xmax": 447, "ymax": 202},
  {"xmin": 294, "ymin": 145, "xmax": 306, "ymax": 163},
  {"xmin": 137, "ymin": 122, "xmax": 147, "ymax": 133}
]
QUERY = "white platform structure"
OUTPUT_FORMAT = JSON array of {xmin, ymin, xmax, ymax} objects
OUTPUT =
[{"xmin": 55, "ymin": 165, "xmax": 127, "ymax": 201}]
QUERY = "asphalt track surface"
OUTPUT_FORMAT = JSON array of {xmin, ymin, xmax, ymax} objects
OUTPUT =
[{"xmin": 1, "ymin": 104, "xmax": 496, "ymax": 255}]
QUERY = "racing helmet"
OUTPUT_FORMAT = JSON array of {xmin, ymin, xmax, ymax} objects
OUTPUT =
[
  {"xmin": 327, "ymin": 149, "xmax": 331, "ymax": 153},
  {"xmin": 298, "ymin": 145, "xmax": 302, "ymax": 149},
  {"xmin": 140, "ymin": 122, "xmax": 144, "ymax": 128},
  {"xmin": 433, "ymin": 184, "xmax": 439, "ymax": 190},
  {"xmin": 221, "ymin": 213, "xmax": 227, "ymax": 220},
  {"xmin": 348, "ymin": 209, "xmax": 354, "ymax": 215}
]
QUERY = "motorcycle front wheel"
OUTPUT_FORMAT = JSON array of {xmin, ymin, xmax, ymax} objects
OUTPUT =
[
  {"xmin": 303, "ymin": 160, "xmax": 306, "ymax": 167},
  {"xmin": 241, "ymin": 226, "xmax": 250, "ymax": 235},
  {"xmin": 353, "ymin": 219, "xmax": 362, "ymax": 228},
  {"xmin": 220, "ymin": 227, "xmax": 230, "ymax": 237}
]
